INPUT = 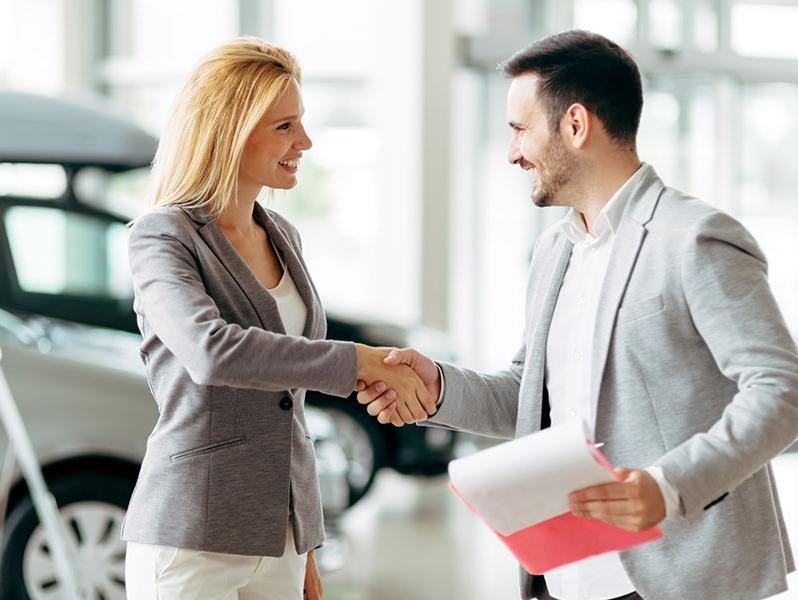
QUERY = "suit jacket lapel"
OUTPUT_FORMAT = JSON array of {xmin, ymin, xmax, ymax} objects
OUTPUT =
[
  {"xmin": 589, "ymin": 220, "xmax": 646, "ymax": 420},
  {"xmin": 589, "ymin": 171, "xmax": 666, "ymax": 420}
]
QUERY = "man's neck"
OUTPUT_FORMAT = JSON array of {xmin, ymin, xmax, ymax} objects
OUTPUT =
[{"xmin": 575, "ymin": 153, "xmax": 641, "ymax": 235}]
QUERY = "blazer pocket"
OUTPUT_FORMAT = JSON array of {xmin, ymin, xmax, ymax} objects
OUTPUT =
[
  {"xmin": 617, "ymin": 294, "xmax": 665, "ymax": 323},
  {"xmin": 170, "ymin": 436, "xmax": 246, "ymax": 463}
]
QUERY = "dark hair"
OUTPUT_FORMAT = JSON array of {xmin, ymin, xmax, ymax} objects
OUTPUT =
[{"xmin": 501, "ymin": 30, "xmax": 643, "ymax": 147}]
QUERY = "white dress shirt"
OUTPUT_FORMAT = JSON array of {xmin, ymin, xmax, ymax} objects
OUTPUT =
[{"xmin": 543, "ymin": 164, "xmax": 679, "ymax": 600}]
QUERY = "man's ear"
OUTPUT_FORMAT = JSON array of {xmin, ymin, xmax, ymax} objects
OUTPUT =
[{"xmin": 561, "ymin": 102, "xmax": 590, "ymax": 149}]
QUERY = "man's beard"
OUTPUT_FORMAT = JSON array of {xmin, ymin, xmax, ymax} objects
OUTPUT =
[{"xmin": 531, "ymin": 135, "xmax": 577, "ymax": 207}]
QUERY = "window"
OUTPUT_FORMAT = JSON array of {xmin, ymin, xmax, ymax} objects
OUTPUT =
[
  {"xmin": 73, "ymin": 167, "xmax": 151, "ymax": 218},
  {"xmin": 573, "ymin": 0, "xmax": 637, "ymax": 46},
  {"xmin": 732, "ymin": 2, "xmax": 798, "ymax": 59},
  {"xmin": 693, "ymin": 0, "xmax": 718, "ymax": 53},
  {"xmin": 101, "ymin": 0, "xmax": 421, "ymax": 325},
  {"xmin": 5, "ymin": 206, "xmax": 131, "ymax": 299},
  {"xmin": 637, "ymin": 77, "xmax": 717, "ymax": 205},
  {"xmin": 0, "ymin": 0, "xmax": 65, "ymax": 94},
  {"xmin": 649, "ymin": 0, "xmax": 682, "ymax": 50},
  {"xmin": 0, "ymin": 163, "xmax": 66, "ymax": 199},
  {"xmin": 738, "ymin": 83, "xmax": 798, "ymax": 336}
]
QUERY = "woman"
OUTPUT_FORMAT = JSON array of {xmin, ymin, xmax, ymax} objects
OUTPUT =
[{"xmin": 123, "ymin": 37, "xmax": 433, "ymax": 599}]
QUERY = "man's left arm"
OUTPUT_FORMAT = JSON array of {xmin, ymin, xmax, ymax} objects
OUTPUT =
[
  {"xmin": 571, "ymin": 211, "xmax": 798, "ymax": 530},
  {"xmin": 654, "ymin": 211, "xmax": 798, "ymax": 521}
]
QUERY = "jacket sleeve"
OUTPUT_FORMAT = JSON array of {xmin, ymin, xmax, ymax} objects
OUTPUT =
[
  {"xmin": 426, "ymin": 344, "xmax": 525, "ymax": 440},
  {"xmin": 657, "ymin": 211, "xmax": 798, "ymax": 521},
  {"xmin": 128, "ymin": 211, "xmax": 357, "ymax": 397},
  {"xmin": 424, "ymin": 231, "xmax": 557, "ymax": 440}
]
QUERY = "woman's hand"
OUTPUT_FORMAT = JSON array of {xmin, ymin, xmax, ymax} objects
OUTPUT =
[
  {"xmin": 304, "ymin": 550, "xmax": 323, "ymax": 600},
  {"xmin": 356, "ymin": 348, "xmax": 441, "ymax": 426},
  {"xmin": 354, "ymin": 344, "xmax": 436, "ymax": 425}
]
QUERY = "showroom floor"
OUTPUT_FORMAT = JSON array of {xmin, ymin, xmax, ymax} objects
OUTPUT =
[{"xmin": 324, "ymin": 451, "xmax": 798, "ymax": 600}]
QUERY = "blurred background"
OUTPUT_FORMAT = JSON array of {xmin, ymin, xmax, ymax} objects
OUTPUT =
[{"xmin": 0, "ymin": 0, "xmax": 796, "ymax": 598}]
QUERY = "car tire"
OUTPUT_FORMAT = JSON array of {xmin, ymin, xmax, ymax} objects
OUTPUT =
[
  {"xmin": 314, "ymin": 395, "xmax": 389, "ymax": 506},
  {"xmin": 0, "ymin": 470, "xmax": 136, "ymax": 600}
]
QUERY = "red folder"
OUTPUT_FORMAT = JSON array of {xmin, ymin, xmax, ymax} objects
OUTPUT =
[{"xmin": 449, "ymin": 445, "xmax": 662, "ymax": 574}]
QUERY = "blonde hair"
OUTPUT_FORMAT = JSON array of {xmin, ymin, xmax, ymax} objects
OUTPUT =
[{"xmin": 150, "ymin": 36, "xmax": 300, "ymax": 217}]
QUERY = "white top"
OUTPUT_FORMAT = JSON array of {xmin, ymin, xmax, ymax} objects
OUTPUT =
[
  {"xmin": 267, "ymin": 265, "xmax": 307, "ymax": 338},
  {"xmin": 544, "ymin": 164, "xmax": 678, "ymax": 600}
]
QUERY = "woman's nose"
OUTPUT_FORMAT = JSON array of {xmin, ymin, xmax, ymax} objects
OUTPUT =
[{"xmin": 296, "ymin": 125, "xmax": 312, "ymax": 150}]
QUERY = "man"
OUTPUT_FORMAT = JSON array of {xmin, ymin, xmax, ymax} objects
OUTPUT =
[{"xmin": 357, "ymin": 30, "xmax": 798, "ymax": 600}]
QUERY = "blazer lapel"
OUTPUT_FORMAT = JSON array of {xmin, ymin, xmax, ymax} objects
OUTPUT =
[
  {"xmin": 530, "ymin": 232, "xmax": 573, "ymax": 361},
  {"xmin": 589, "ymin": 171, "xmax": 666, "ymax": 420},
  {"xmin": 254, "ymin": 205, "xmax": 321, "ymax": 339},
  {"xmin": 589, "ymin": 220, "xmax": 646, "ymax": 419},
  {"xmin": 184, "ymin": 206, "xmax": 286, "ymax": 333},
  {"xmin": 522, "ymin": 233, "xmax": 573, "ymax": 430}
]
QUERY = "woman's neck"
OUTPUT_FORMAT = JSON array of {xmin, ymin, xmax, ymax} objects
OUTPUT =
[{"xmin": 216, "ymin": 198, "xmax": 258, "ymax": 237}]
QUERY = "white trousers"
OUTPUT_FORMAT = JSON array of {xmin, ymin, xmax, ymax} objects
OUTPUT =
[{"xmin": 125, "ymin": 527, "xmax": 307, "ymax": 600}]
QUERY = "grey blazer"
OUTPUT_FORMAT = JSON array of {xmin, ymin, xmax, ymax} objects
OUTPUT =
[
  {"xmin": 430, "ymin": 166, "xmax": 798, "ymax": 600},
  {"xmin": 121, "ymin": 203, "xmax": 357, "ymax": 556}
]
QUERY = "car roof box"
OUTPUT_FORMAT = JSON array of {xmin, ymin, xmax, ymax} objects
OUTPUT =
[{"xmin": 0, "ymin": 91, "xmax": 157, "ymax": 170}]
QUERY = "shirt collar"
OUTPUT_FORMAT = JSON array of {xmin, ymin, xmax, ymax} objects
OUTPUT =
[{"xmin": 559, "ymin": 163, "xmax": 651, "ymax": 245}]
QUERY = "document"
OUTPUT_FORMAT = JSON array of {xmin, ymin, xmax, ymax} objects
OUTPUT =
[{"xmin": 448, "ymin": 420, "xmax": 662, "ymax": 574}]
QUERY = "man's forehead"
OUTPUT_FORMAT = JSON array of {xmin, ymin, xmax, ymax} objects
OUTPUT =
[
  {"xmin": 508, "ymin": 74, "xmax": 541, "ymax": 103},
  {"xmin": 507, "ymin": 73, "xmax": 542, "ymax": 121}
]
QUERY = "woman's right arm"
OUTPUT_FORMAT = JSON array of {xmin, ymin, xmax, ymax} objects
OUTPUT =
[
  {"xmin": 128, "ymin": 212, "xmax": 434, "ymax": 417},
  {"xmin": 128, "ymin": 212, "xmax": 357, "ymax": 397}
]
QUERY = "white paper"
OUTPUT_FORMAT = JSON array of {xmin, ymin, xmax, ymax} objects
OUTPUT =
[{"xmin": 448, "ymin": 420, "xmax": 615, "ymax": 535}]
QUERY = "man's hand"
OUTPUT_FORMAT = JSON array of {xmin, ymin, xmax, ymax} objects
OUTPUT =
[
  {"xmin": 355, "ymin": 348, "xmax": 440, "ymax": 426},
  {"xmin": 303, "ymin": 549, "xmax": 323, "ymax": 600},
  {"xmin": 354, "ymin": 344, "xmax": 436, "ymax": 426},
  {"xmin": 568, "ymin": 467, "xmax": 666, "ymax": 532}
]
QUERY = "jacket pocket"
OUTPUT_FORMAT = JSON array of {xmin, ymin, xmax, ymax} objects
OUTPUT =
[
  {"xmin": 617, "ymin": 294, "xmax": 664, "ymax": 323},
  {"xmin": 170, "ymin": 436, "xmax": 246, "ymax": 463}
]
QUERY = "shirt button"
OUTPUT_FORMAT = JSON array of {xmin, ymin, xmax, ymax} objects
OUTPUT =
[
  {"xmin": 569, "ymin": 408, "xmax": 577, "ymax": 416},
  {"xmin": 573, "ymin": 350, "xmax": 581, "ymax": 360},
  {"xmin": 279, "ymin": 397, "xmax": 293, "ymax": 411}
]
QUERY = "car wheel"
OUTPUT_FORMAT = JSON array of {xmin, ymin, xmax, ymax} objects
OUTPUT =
[
  {"xmin": 0, "ymin": 471, "xmax": 135, "ymax": 600},
  {"xmin": 319, "ymin": 397, "xmax": 389, "ymax": 506}
]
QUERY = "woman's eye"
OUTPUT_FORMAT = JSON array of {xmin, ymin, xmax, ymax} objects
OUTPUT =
[{"xmin": 277, "ymin": 122, "xmax": 291, "ymax": 131}]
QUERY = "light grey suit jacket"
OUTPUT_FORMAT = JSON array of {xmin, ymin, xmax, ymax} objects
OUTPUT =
[
  {"xmin": 121, "ymin": 203, "xmax": 357, "ymax": 556},
  {"xmin": 430, "ymin": 166, "xmax": 798, "ymax": 600}
]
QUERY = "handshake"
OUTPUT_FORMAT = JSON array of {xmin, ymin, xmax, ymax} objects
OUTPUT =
[{"xmin": 353, "ymin": 344, "xmax": 440, "ymax": 427}]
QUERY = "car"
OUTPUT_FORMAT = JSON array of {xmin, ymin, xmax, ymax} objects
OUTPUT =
[{"xmin": 0, "ymin": 90, "xmax": 457, "ymax": 596}]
